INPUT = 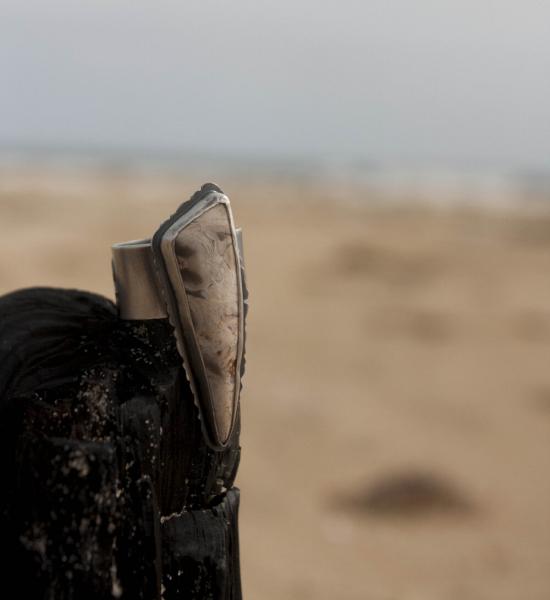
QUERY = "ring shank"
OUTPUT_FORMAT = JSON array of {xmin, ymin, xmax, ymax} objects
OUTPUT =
[{"xmin": 112, "ymin": 239, "xmax": 167, "ymax": 320}]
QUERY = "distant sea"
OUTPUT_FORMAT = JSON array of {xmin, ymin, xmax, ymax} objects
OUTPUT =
[{"xmin": 1, "ymin": 145, "xmax": 549, "ymax": 209}]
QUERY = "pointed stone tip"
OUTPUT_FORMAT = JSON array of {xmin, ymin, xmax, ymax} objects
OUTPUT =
[
  {"xmin": 214, "ymin": 418, "xmax": 234, "ymax": 449},
  {"xmin": 201, "ymin": 182, "xmax": 224, "ymax": 194}
]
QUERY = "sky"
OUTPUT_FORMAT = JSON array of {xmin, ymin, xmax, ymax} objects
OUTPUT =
[{"xmin": 1, "ymin": 1, "xmax": 549, "ymax": 170}]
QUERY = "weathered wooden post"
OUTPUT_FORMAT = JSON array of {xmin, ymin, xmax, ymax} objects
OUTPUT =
[{"xmin": 0, "ymin": 184, "xmax": 247, "ymax": 599}]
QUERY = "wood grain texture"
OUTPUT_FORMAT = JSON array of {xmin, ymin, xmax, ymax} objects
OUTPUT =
[{"xmin": 0, "ymin": 287, "xmax": 242, "ymax": 599}]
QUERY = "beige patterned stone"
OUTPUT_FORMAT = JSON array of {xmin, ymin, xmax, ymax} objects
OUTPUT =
[{"xmin": 174, "ymin": 203, "xmax": 240, "ymax": 443}]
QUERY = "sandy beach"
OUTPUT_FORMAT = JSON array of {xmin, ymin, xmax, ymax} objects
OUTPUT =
[{"xmin": 1, "ymin": 167, "xmax": 549, "ymax": 599}]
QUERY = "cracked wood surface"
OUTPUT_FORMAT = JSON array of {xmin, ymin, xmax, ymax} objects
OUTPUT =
[{"xmin": 0, "ymin": 287, "xmax": 242, "ymax": 599}]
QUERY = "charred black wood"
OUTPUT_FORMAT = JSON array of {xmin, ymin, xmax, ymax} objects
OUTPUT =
[
  {"xmin": 15, "ymin": 436, "xmax": 120, "ymax": 600},
  {"xmin": 161, "ymin": 489, "xmax": 242, "ymax": 600},
  {"xmin": 0, "ymin": 287, "xmax": 242, "ymax": 599}
]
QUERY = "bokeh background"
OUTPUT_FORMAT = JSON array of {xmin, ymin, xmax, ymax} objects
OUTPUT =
[{"xmin": 2, "ymin": 2, "xmax": 550, "ymax": 598}]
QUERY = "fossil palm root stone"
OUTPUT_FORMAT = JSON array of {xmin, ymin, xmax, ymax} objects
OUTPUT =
[{"xmin": 174, "ymin": 203, "xmax": 241, "ymax": 444}]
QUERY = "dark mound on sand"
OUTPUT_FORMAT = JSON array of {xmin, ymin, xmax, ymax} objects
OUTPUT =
[{"xmin": 337, "ymin": 471, "xmax": 474, "ymax": 518}]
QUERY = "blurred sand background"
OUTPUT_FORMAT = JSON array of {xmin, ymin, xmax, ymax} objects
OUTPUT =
[{"xmin": 1, "ymin": 167, "xmax": 549, "ymax": 599}]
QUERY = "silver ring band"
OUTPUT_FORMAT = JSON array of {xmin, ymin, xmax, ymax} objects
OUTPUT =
[
  {"xmin": 112, "ymin": 239, "xmax": 167, "ymax": 320},
  {"xmin": 112, "ymin": 228, "xmax": 243, "ymax": 321}
]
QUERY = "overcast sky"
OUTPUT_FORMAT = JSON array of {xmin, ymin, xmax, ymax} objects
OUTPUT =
[{"xmin": 1, "ymin": 1, "xmax": 549, "ymax": 169}]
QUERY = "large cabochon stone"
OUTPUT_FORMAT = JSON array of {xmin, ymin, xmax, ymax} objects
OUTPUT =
[{"xmin": 174, "ymin": 203, "xmax": 240, "ymax": 443}]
